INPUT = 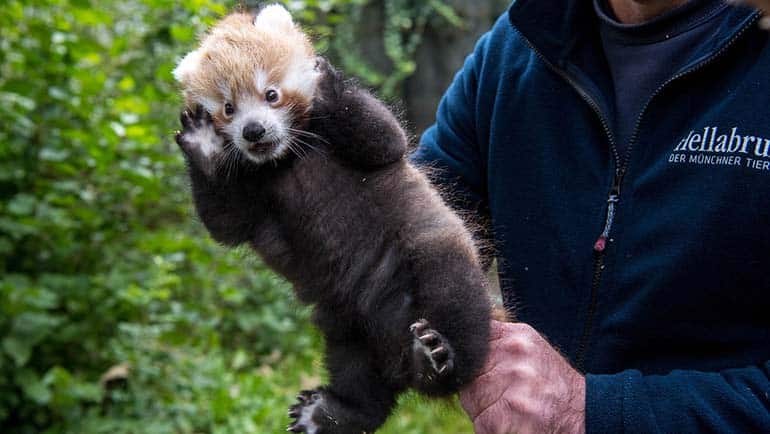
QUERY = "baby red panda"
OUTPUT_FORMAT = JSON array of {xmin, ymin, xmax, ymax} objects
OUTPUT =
[
  {"xmin": 173, "ymin": 8, "xmax": 321, "ymax": 171},
  {"xmin": 173, "ymin": 5, "xmax": 503, "ymax": 433}
]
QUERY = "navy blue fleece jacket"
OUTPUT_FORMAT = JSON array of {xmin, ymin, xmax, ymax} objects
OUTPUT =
[{"xmin": 413, "ymin": 1, "xmax": 770, "ymax": 432}]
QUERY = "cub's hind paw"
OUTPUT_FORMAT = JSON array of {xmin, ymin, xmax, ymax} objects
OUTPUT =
[
  {"xmin": 410, "ymin": 319, "xmax": 455, "ymax": 381},
  {"xmin": 288, "ymin": 389, "xmax": 374, "ymax": 434},
  {"xmin": 175, "ymin": 105, "xmax": 224, "ymax": 176},
  {"xmin": 287, "ymin": 390, "xmax": 326, "ymax": 433}
]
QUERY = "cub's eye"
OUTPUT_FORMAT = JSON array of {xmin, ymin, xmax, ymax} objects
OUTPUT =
[
  {"xmin": 265, "ymin": 89, "xmax": 280, "ymax": 104},
  {"xmin": 224, "ymin": 102, "xmax": 235, "ymax": 116}
]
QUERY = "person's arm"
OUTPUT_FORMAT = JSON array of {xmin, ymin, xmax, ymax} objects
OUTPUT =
[
  {"xmin": 460, "ymin": 321, "xmax": 770, "ymax": 434},
  {"xmin": 587, "ymin": 363, "xmax": 770, "ymax": 433},
  {"xmin": 460, "ymin": 321, "xmax": 586, "ymax": 434}
]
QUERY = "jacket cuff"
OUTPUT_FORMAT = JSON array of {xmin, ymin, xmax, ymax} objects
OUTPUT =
[{"xmin": 585, "ymin": 371, "xmax": 637, "ymax": 434}]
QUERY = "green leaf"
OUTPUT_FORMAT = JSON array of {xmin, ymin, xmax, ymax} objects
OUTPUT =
[
  {"xmin": 3, "ymin": 312, "xmax": 63, "ymax": 366},
  {"xmin": 170, "ymin": 24, "xmax": 195, "ymax": 42},
  {"xmin": 2, "ymin": 336, "xmax": 32, "ymax": 367},
  {"xmin": 428, "ymin": 0, "xmax": 464, "ymax": 28},
  {"xmin": 18, "ymin": 370, "xmax": 51, "ymax": 405},
  {"xmin": 7, "ymin": 194, "xmax": 37, "ymax": 216}
]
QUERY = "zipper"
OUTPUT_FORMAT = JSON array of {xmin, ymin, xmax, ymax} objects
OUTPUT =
[
  {"xmin": 590, "ymin": 11, "xmax": 761, "ymax": 256},
  {"xmin": 593, "ymin": 169, "xmax": 623, "ymax": 252},
  {"xmin": 514, "ymin": 12, "xmax": 760, "ymax": 371}
]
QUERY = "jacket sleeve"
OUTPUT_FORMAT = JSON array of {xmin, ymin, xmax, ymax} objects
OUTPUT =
[
  {"xmin": 411, "ymin": 33, "xmax": 491, "ymax": 216},
  {"xmin": 586, "ymin": 362, "xmax": 770, "ymax": 433}
]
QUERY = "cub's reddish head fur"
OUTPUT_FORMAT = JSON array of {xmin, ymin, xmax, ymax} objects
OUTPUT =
[{"xmin": 173, "ymin": 5, "xmax": 320, "ymax": 163}]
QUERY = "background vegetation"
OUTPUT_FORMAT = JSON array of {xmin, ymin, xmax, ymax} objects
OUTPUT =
[{"xmin": 0, "ymin": 0, "xmax": 504, "ymax": 432}]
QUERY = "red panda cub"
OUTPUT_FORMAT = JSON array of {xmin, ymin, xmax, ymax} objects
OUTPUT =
[{"xmin": 173, "ymin": 5, "xmax": 500, "ymax": 433}]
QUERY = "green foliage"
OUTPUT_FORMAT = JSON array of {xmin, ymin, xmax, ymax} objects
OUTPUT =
[
  {"xmin": 0, "ymin": 0, "xmax": 471, "ymax": 433},
  {"xmin": 269, "ymin": 0, "xmax": 464, "ymax": 97},
  {"xmin": 316, "ymin": 0, "xmax": 464, "ymax": 97}
]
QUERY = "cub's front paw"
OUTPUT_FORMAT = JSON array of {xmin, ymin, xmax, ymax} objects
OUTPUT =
[
  {"xmin": 175, "ymin": 105, "xmax": 224, "ymax": 177},
  {"xmin": 410, "ymin": 319, "xmax": 456, "ymax": 384},
  {"xmin": 312, "ymin": 56, "xmax": 344, "ymax": 106}
]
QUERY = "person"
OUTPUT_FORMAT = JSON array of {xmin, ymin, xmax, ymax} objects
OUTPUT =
[{"xmin": 412, "ymin": 0, "xmax": 770, "ymax": 432}]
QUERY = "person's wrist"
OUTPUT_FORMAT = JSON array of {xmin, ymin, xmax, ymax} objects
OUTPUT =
[{"xmin": 559, "ymin": 374, "xmax": 586, "ymax": 434}]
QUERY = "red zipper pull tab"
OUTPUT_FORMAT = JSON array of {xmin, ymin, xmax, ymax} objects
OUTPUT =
[
  {"xmin": 594, "ymin": 170, "xmax": 624, "ymax": 253},
  {"xmin": 594, "ymin": 235, "xmax": 608, "ymax": 253},
  {"xmin": 594, "ymin": 195, "xmax": 618, "ymax": 252}
]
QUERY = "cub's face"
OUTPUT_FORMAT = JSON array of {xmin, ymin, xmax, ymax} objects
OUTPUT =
[{"xmin": 173, "ymin": 5, "xmax": 321, "ymax": 164}]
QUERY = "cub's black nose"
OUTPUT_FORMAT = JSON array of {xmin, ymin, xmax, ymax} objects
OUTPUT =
[{"xmin": 243, "ymin": 122, "xmax": 266, "ymax": 142}]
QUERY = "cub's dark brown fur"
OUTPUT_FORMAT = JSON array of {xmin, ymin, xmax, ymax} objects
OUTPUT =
[{"xmin": 176, "ymin": 59, "xmax": 494, "ymax": 433}]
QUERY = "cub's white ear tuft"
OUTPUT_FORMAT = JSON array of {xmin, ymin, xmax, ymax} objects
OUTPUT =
[
  {"xmin": 254, "ymin": 4, "xmax": 294, "ymax": 30},
  {"xmin": 173, "ymin": 49, "xmax": 203, "ymax": 84}
]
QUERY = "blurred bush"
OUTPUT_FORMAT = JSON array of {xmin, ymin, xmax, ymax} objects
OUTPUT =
[{"xmin": 0, "ymin": 0, "xmax": 473, "ymax": 432}]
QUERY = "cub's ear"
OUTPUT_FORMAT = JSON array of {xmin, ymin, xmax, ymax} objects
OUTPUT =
[
  {"xmin": 173, "ymin": 49, "xmax": 203, "ymax": 84},
  {"xmin": 254, "ymin": 4, "xmax": 294, "ymax": 31}
]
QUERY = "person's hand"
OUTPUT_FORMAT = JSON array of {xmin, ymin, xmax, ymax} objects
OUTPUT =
[{"xmin": 460, "ymin": 321, "xmax": 586, "ymax": 434}]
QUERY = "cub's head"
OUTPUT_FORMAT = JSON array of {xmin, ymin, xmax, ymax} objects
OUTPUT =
[{"xmin": 173, "ymin": 5, "xmax": 321, "ymax": 163}]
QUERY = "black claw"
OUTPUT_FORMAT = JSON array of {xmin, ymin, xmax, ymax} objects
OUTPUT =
[
  {"xmin": 296, "ymin": 390, "xmax": 313, "ymax": 402},
  {"xmin": 440, "ymin": 359, "xmax": 455, "ymax": 376},
  {"xmin": 431, "ymin": 346, "xmax": 448, "ymax": 360},
  {"xmin": 287, "ymin": 423, "xmax": 304, "ymax": 432},
  {"xmin": 419, "ymin": 333, "xmax": 438, "ymax": 346},
  {"xmin": 410, "ymin": 319, "xmax": 429, "ymax": 335},
  {"xmin": 180, "ymin": 110, "xmax": 193, "ymax": 129}
]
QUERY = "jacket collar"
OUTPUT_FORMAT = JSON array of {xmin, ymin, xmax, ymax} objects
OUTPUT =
[
  {"xmin": 508, "ymin": 0, "xmax": 760, "ymax": 74},
  {"xmin": 507, "ymin": 0, "xmax": 761, "ymax": 135},
  {"xmin": 594, "ymin": 0, "xmax": 729, "ymax": 45}
]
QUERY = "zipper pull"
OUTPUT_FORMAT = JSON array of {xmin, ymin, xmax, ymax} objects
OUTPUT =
[
  {"xmin": 594, "ymin": 195, "xmax": 619, "ymax": 252},
  {"xmin": 593, "ymin": 170, "xmax": 625, "ymax": 253}
]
